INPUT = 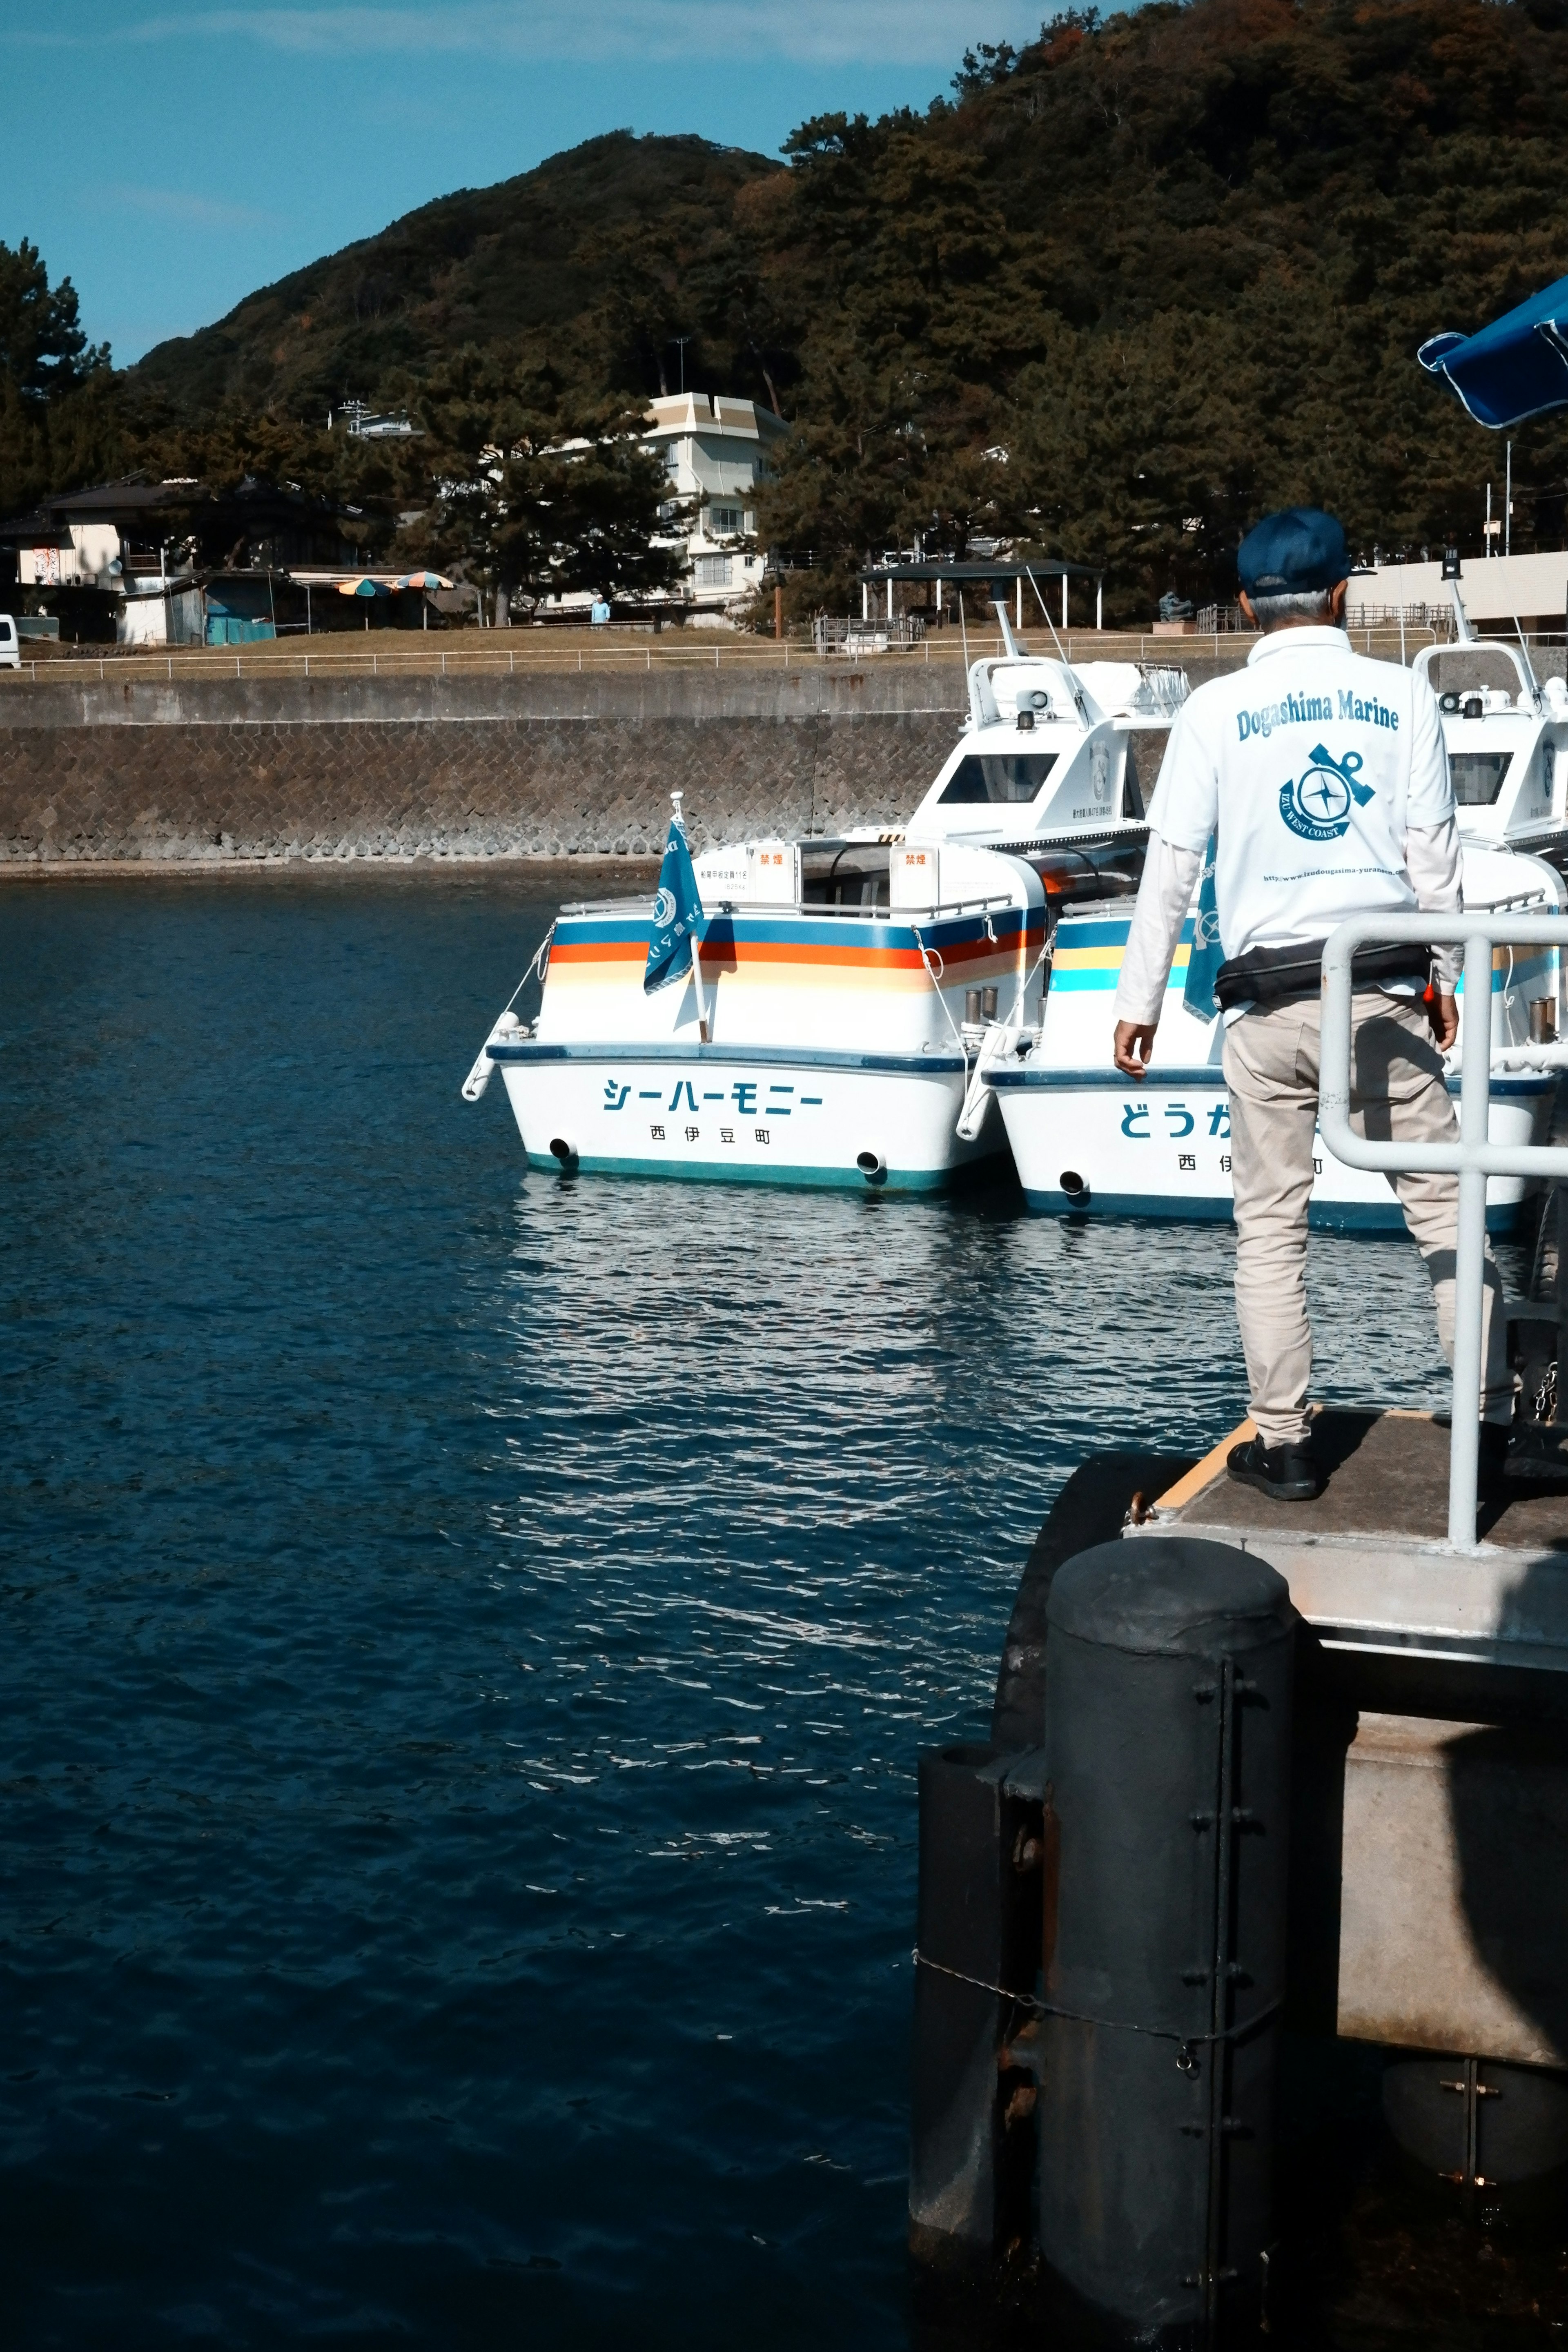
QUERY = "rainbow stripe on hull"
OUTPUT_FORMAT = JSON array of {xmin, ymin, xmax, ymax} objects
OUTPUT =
[{"xmin": 538, "ymin": 906, "xmax": 1046, "ymax": 1047}]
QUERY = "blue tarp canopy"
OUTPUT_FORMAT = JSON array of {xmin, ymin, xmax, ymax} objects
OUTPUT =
[{"xmin": 1419, "ymin": 274, "xmax": 1568, "ymax": 429}]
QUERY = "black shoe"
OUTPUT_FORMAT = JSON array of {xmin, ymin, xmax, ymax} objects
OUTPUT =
[
  {"xmin": 1226, "ymin": 1436, "xmax": 1322, "ymax": 1502},
  {"xmin": 1479, "ymin": 1421, "xmax": 1513, "ymax": 1492},
  {"xmin": 1479, "ymin": 1422, "xmax": 1510, "ymax": 1466}
]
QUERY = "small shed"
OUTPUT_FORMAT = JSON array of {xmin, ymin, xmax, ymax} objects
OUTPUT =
[{"xmin": 859, "ymin": 556, "xmax": 1106, "ymax": 632}]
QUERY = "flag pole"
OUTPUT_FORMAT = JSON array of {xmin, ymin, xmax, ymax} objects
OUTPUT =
[{"xmin": 671, "ymin": 790, "xmax": 710, "ymax": 1044}]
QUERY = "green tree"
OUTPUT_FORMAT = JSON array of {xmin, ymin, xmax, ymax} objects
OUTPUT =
[
  {"xmin": 0, "ymin": 238, "xmax": 106, "ymax": 402},
  {"xmin": 0, "ymin": 238, "xmax": 118, "ymax": 515},
  {"xmin": 756, "ymin": 0, "xmax": 1568, "ymax": 619},
  {"xmin": 403, "ymin": 352, "xmax": 690, "ymax": 610}
]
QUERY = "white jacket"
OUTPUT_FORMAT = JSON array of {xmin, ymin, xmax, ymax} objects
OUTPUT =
[{"xmin": 1115, "ymin": 625, "xmax": 1462, "ymax": 1023}]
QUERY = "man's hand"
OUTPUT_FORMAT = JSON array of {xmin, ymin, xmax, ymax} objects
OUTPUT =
[
  {"xmin": 1114, "ymin": 1020, "xmax": 1157, "ymax": 1078},
  {"xmin": 1428, "ymin": 990, "xmax": 1459, "ymax": 1052}
]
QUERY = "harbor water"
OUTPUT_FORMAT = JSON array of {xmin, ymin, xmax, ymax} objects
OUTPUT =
[{"xmin": 0, "ymin": 877, "xmax": 1540, "ymax": 2347}]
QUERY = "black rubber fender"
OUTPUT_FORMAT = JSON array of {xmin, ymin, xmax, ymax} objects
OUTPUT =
[{"xmin": 991, "ymin": 1450, "xmax": 1198, "ymax": 1750}]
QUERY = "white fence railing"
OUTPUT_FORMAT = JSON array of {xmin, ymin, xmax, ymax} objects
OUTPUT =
[
  {"xmin": 812, "ymin": 615, "xmax": 926, "ymax": 654},
  {"xmin": 1321, "ymin": 911, "xmax": 1568, "ymax": 1548}
]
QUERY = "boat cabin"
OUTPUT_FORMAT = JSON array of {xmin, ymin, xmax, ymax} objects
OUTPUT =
[
  {"xmin": 903, "ymin": 654, "xmax": 1185, "ymax": 850},
  {"xmin": 1413, "ymin": 641, "xmax": 1568, "ymax": 861}
]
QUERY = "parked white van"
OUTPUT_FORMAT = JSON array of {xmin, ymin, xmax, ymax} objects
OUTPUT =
[{"xmin": 0, "ymin": 615, "xmax": 18, "ymax": 670}]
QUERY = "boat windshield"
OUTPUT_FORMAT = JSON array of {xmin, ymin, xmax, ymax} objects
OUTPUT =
[
  {"xmin": 940, "ymin": 751, "xmax": 1059, "ymax": 804},
  {"xmin": 1425, "ymin": 646, "xmax": 1530, "ymax": 703},
  {"xmin": 1451, "ymin": 751, "xmax": 1513, "ymax": 805}
]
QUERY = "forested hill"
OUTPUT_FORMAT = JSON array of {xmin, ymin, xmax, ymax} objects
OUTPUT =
[
  {"xmin": 751, "ymin": 0, "xmax": 1568, "ymax": 608},
  {"xmin": 129, "ymin": 133, "xmax": 783, "ymax": 419},
  {"xmin": 20, "ymin": 0, "xmax": 1568, "ymax": 616}
]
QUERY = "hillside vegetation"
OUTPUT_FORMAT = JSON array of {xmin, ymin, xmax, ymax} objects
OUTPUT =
[
  {"xmin": 130, "ymin": 133, "xmax": 783, "ymax": 421},
  {"xmin": 754, "ymin": 0, "xmax": 1568, "ymax": 612},
  {"xmin": 7, "ymin": 0, "xmax": 1568, "ymax": 618}
]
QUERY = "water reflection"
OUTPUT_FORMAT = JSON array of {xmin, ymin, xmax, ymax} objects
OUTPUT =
[{"xmin": 0, "ymin": 879, "xmax": 1478, "ymax": 2347}]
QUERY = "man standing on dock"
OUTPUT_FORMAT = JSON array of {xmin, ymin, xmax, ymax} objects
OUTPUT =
[{"xmin": 1111, "ymin": 506, "xmax": 1511, "ymax": 1501}]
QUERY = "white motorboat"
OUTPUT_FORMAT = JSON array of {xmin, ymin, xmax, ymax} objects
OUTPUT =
[
  {"xmin": 984, "ymin": 840, "xmax": 1563, "ymax": 1231},
  {"xmin": 1415, "ymin": 627, "xmax": 1568, "ymax": 866},
  {"xmin": 461, "ymin": 621, "xmax": 1185, "ymax": 1192}
]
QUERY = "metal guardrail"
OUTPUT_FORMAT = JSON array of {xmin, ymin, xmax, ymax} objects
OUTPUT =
[
  {"xmin": 1321, "ymin": 911, "xmax": 1568, "ymax": 1548},
  {"xmin": 2, "ymin": 625, "xmax": 1524, "ymax": 691}
]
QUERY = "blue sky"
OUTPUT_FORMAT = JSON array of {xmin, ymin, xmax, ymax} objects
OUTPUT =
[{"xmin": 6, "ymin": 2, "xmax": 1134, "ymax": 366}]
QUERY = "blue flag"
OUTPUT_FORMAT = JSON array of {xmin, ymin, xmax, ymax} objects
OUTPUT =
[
  {"xmin": 1183, "ymin": 832, "xmax": 1223, "ymax": 1021},
  {"xmin": 644, "ymin": 813, "xmax": 706, "ymax": 994}
]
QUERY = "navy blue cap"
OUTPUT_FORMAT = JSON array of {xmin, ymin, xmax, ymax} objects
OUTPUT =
[{"xmin": 1238, "ymin": 507, "xmax": 1349, "ymax": 596}]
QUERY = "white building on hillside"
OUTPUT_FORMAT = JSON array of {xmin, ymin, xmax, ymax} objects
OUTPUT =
[{"xmin": 645, "ymin": 392, "xmax": 788, "ymax": 620}]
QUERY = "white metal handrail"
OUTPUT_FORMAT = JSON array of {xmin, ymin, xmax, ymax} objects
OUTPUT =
[
  {"xmin": 1321, "ymin": 910, "xmax": 1568, "ymax": 1548},
  {"xmin": 560, "ymin": 889, "xmax": 1022, "ymax": 923}
]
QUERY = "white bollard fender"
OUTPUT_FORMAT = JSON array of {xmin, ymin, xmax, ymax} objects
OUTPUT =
[
  {"xmin": 460, "ymin": 1009, "xmax": 521, "ymax": 1102},
  {"xmin": 955, "ymin": 1022, "xmax": 1019, "ymax": 1143}
]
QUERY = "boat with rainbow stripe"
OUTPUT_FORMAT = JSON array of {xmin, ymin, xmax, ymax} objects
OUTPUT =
[{"xmin": 461, "ymin": 626, "xmax": 1185, "ymax": 1189}]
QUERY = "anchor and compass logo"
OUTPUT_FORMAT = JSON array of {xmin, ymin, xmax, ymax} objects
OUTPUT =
[
  {"xmin": 650, "ymin": 885, "xmax": 677, "ymax": 927},
  {"xmin": 1278, "ymin": 743, "xmax": 1377, "ymax": 842}
]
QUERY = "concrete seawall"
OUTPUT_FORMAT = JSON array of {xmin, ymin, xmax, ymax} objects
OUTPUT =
[
  {"xmin": 0, "ymin": 655, "xmax": 1241, "ymax": 870},
  {"xmin": 0, "ymin": 666, "xmax": 969, "ymax": 869}
]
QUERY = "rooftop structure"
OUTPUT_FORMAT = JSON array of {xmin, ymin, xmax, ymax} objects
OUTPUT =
[{"xmin": 859, "ymin": 555, "xmax": 1107, "ymax": 633}]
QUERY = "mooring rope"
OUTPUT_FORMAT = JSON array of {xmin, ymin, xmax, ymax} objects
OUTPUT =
[
  {"xmin": 502, "ymin": 920, "xmax": 556, "ymax": 1018},
  {"xmin": 911, "ymin": 923, "xmax": 971, "ymax": 1072},
  {"xmin": 911, "ymin": 1947, "xmax": 1282, "ymax": 2067}
]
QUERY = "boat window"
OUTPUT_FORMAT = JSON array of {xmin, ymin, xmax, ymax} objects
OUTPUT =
[
  {"xmin": 939, "ymin": 752, "xmax": 1059, "ymax": 804},
  {"xmin": 1122, "ymin": 730, "xmax": 1170, "ymax": 821},
  {"xmin": 1025, "ymin": 842, "xmax": 1147, "ymax": 902},
  {"xmin": 801, "ymin": 871, "xmax": 889, "ymax": 909},
  {"xmin": 800, "ymin": 850, "xmax": 891, "ymax": 910},
  {"xmin": 1450, "ymin": 752, "xmax": 1513, "ymax": 805}
]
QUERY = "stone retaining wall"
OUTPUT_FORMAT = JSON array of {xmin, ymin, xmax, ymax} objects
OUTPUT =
[{"xmin": 0, "ymin": 657, "xmax": 1241, "ymax": 869}]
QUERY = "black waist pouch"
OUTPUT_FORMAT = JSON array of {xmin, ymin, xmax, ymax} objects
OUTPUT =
[{"xmin": 1213, "ymin": 938, "xmax": 1432, "ymax": 1013}]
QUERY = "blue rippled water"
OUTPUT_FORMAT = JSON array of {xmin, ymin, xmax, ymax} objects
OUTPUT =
[{"xmin": 0, "ymin": 878, "xmax": 1464, "ymax": 2348}]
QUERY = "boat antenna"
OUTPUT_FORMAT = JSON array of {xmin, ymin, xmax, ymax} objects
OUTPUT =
[
  {"xmin": 991, "ymin": 597, "xmax": 1020, "ymax": 660},
  {"xmin": 1448, "ymin": 576, "xmax": 1475, "ymax": 646},
  {"xmin": 1025, "ymin": 564, "xmax": 1091, "ymax": 729},
  {"xmin": 958, "ymin": 586, "xmax": 969, "ymax": 670}
]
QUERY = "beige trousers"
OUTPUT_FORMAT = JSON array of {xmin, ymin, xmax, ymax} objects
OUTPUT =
[{"xmin": 1221, "ymin": 991, "xmax": 1511, "ymax": 1451}]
